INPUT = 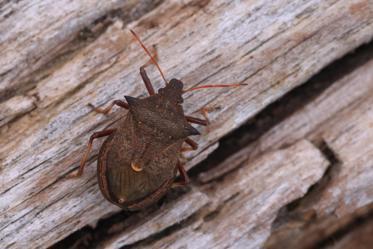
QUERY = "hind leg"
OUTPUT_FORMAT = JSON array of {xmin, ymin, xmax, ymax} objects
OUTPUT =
[{"xmin": 68, "ymin": 129, "xmax": 117, "ymax": 178}]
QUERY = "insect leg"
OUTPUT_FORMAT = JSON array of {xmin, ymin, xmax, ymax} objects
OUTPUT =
[
  {"xmin": 140, "ymin": 66, "xmax": 156, "ymax": 96},
  {"xmin": 67, "ymin": 129, "xmax": 117, "ymax": 178},
  {"xmin": 185, "ymin": 115, "xmax": 209, "ymax": 126},
  {"xmin": 199, "ymin": 107, "xmax": 211, "ymax": 125},
  {"xmin": 185, "ymin": 138, "xmax": 198, "ymax": 150},
  {"xmin": 88, "ymin": 100, "xmax": 129, "ymax": 115},
  {"xmin": 172, "ymin": 161, "xmax": 190, "ymax": 188}
]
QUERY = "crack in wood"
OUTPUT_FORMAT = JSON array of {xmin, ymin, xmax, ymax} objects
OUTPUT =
[
  {"xmin": 195, "ymin": 40, "xmax": 373, "ymax": 183},
  {"xmin": 313, "ymin": 204, "xmax": 373, "ymax": 248},
  {"xmin": 270, "ymin": 139, "xmax": 341, "ymax": 230}
]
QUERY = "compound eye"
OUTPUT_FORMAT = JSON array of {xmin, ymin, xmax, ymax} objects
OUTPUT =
[
  {"xmin": 176, "ymin": 96, "xmax": 183, "ymax": 104},
  {"xmin": 169, "ymin": 79, "xmax": 183, "ymax": 90}
]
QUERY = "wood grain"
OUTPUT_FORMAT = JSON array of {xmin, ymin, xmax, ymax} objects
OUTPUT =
[
  {"xmin": 0, "ymin": 0, "xmax": 372, "ymax": 248},
  {"xmin": 199, "ymin": 55, "xmax": 373, "ymax": 184},
  {"xmin": 99, "ymin": 190, "xmax": 210, "ymax": 248},
  {"xmin": 123, "ymin": 140, "xmax": 329, "ymax": 249}
]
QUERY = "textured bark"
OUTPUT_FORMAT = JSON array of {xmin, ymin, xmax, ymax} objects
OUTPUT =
[{"xmin": 0, "ymin": 0, "xmax": 372, "ymax": 248}]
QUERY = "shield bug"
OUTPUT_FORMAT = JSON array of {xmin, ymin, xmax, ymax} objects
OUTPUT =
[{"xmin": 70, "ymin": 29, "xmax": 245, "ymax": 211}]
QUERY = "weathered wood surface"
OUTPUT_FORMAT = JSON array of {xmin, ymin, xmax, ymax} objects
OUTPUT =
[
  {"xmin": 0, "ymin": 0, "xmax": 372, "ymax": 248},
  {"xmin": 199, "ymin": 54, "xmax": 373, "ymax": 184},
  {"xmin": 264, "ymin": 203, "xmax": 373, "ymax": 249},
  {"xmin": 97, "ymin": 46, "xmax": 373, "ymax": 249},
  {"xmin": 199, "ymin": 56, "xmax": 373, "ymax": 218}
]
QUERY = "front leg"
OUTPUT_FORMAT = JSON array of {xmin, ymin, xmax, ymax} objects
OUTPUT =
[
  {"xmin": 182, "ymin": 138, "xmax": 198, "ymax": 152},
  {"xmin": 185, "ymin": 107, "xmax": 215, "ymax": 126},
  {"xmin": 88, "ymin": 100, "xmax": 129, "ymax": 115}
]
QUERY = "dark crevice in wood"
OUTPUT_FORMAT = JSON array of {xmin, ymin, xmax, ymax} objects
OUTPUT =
[
  {"xmin": 270, "ymin": 139, "xmax": 341, "ymax": 231},
  {"xmin": 49, "ymin": 209, "xmax": 132, "ymax": 249},
  {"xmin": 50, "ymin": 187, "xmax": 190, "ymax": 249},
  {"xmin": 49, "ymin": 226, "xmax": 94, "ymax": 249},
  {"xmin": 203, "ymin": 192, "xmax": 240, "ymax": 223},
  {"xmin": 188, "ymin": 40, "xmax": 373, "ymax": 179},
  {"xmin": 118, "ymin": 199, "xmax": 209, "ymax": 249},
  {"xmin": 314, "ymin": 205, "xmax": 373, "ymax": 248},
  {"xmin": 266, "ymin": 203, "xmax": 373, "ymax": 249}
]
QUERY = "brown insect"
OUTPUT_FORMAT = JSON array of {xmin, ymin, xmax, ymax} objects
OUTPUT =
[{"xmin": 70, "ymin": 30, "xmax": 244, "ymax": 211}]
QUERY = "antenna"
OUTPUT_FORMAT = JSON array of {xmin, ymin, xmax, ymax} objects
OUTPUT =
[
  {"xmin": 130, "ymin": 29, "xmax": 168, "ymax": 85},
  {"xmin": 183, "ymin": 83, "xmax": 247, "ymax": 93}
]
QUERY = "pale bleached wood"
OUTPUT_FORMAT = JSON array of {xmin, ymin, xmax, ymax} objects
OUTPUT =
[
  {"xmin": 0, "ymin": 0, "xmax": 372, "ymax": 248},
  {"xmin": 127, "ymin": 140, "xmax": 329, "ymax": 249},
  {"xmin": 0, "ymin": 0, "xmax": 160, "ymax": 100},
  {"xmin": 311, "ymin": 94, "xmax": 373, "ymax": 217},
  {"xmin": 0, "ymin": 95, "xmax": 35, "ymax": 127}
]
